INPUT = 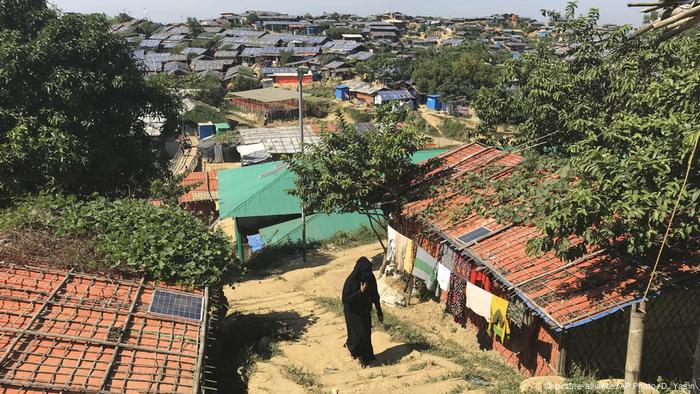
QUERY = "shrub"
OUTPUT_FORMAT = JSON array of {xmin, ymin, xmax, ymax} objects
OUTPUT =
[{"xmin": 0, "ymin": 194, "xmax": 239, "ymax": 287}]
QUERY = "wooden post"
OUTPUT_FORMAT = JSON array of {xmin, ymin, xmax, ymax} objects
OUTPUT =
[
  {"xmin": 693, "ymin": 326, "xmax": 700, "ymax": 394},
  {"xmin": 624, "ymin": 302, "xmax": 646, "ymax": 394},
  {"xmin": 557, "ymin": 331, "xmax": 567, "ymax": 376}
]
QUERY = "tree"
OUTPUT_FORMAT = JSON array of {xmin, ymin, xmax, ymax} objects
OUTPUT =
[
  {"xmin": 114, "ymin": 13, "xmax": 133, "ymax": 23},
  {"xmin": 278, "ymin": 50, "xmax": 294, "ymax": 66},
  {"xmin": 411, "ymin": 44, "xmax": 499, "ymax": 101},
  {"xmin": 229, "ymin": 67, "xmax": 261, "ymax": 92},
  {"xmin": 245, "ymin": 13, "xmax": 258, "ymax": 26},
  {"xmin": 454, "ymin": 3, "xmax": 700, "ymax": 261},
  {"xmin": 355, "ymin": 52, "xmax": 414, "ymax": 86},
  {"xmin": 0, "ymin": 1, "xmax": 180, "ymax": 206},
  {"xmin": 186, "ymin": 16, "xmax": 203, "ymax": 36},
  {"xmin": 324, "ymin": 27, "xmax": 363, "ymax": 40},
  {"xmin": 285, "ymin": 106, "xmax": 438, "ymax": 252},
  {"xmin": 0, "ymin": 194, "xmax": 239, "ymax": 287}
]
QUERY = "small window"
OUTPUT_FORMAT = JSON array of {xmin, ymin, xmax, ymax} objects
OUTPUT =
[{"xmin": 457, "ymin": 227, "xmax": 492, "ymax": 245}]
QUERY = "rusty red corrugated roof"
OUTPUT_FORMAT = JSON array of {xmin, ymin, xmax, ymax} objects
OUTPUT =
[{"xmin": 408, "ymin": 143, "xmax": 700, "ymax": 330}]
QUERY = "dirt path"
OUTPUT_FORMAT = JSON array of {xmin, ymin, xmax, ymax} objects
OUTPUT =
[{"xmin": 223, "ymin": 243, "xmax": 521, "ymax": 393}]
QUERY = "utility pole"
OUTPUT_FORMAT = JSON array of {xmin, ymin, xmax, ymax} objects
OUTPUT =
[
  {"xmin": 624, "ymin": 302, "xmax": 646, "ymax": 394},
  {"xmin": 297, "ymin": 67, "xmax": 308, "ymax": 263}
]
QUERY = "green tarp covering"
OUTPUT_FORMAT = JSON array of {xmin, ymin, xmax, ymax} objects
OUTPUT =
[
  {"xmin": 218, "ymin": 149, "xmax": 449, "ymax": 220},
  {"xmin": 259, "ymin": 212, "xmax": 373, "ymax": 246}
]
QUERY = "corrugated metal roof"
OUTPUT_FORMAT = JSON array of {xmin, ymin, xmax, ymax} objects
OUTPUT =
[
  {"xmin": 377, "ymin": 89, "xmax": 413, "ymax": 100},
  {"xmin": 218, "ymin": 162, "xmax": 301, "ymax": 218},
  {"xmin": 238, "ymin": 126, "xmax": 319, "ymax": 154}
]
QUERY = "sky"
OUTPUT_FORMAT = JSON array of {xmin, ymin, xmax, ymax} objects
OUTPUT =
[{"xmin": 50, "ymin": 1, "xmax": 644, "ymax": 26}]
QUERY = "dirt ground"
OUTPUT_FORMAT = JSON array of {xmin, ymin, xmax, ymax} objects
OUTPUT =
[{"xmin": 222, "ymin": 243, "xmax": 522, "ymax": 393}]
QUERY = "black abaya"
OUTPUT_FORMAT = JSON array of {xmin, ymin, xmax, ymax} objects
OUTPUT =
[{"xmin": 342, "ymin": 257, "xmax": 383, "ymax": 364}]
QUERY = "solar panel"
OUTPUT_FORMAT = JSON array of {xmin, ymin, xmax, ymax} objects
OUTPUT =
[
  {"xmin": 457, "ymin": 227, "xmax": 492, "ymax": 245},
  {"xmin": 149, "ymin": 289, "xmax": 203, "ymax": 321}
]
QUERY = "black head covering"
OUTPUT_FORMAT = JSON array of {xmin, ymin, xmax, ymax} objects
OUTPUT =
[{"xmin": 349, "ymin": 257, "xmax": 373, "ymax": 280}]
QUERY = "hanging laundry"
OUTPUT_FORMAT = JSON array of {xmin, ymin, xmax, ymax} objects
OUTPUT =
[
  {"xmin": 437, "ymin": 263, "xmax": 451, "ymax": 292},
  {"xmin": 386, "ymin": 225, "xmax": 397, "ymax": 264},
  {"xmin": 445, "ymin": 273, "xmax": 467, "ymax": 325},
  {"xmin": 455, "ymin": 256, "xmax": 470, "ymax": 278},
  {"xmin": 439, "ymin": 244, "xmax": 457, "ymax": 271},
  {"xmin": 488, "ymin": 295, "xmax": 510, "ymax": 343},
  {"xmin": 507, "ymin": 299, "xmax": 529, "ymax": 329},
  {"xmin": 466, "ymin": 282, "xmax": 492, "ymax": 322},
  {"xmin": 394, "ymin": 232, "xmax": 407, "ymax": 271},
  {"xmin": 403, "ymin": 238, "xmax": 415, "ymax": 274},
  {"xmin": 412, "ymin": 246, "xmax": 439, "ymax": 291},
  {"xmin": 469, "ymin": 269, "xmax": 492, "ymax": 292}
]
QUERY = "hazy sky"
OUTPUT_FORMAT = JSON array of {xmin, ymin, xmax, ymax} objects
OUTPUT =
[{"xmin": 50, "ymin": 1, "xmax": 644, "ymax": 26}]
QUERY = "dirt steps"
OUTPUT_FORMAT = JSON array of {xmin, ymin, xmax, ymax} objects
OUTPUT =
[{"xmin": 224, "ymin": 243, "xmax": 521, "ymax": 393}]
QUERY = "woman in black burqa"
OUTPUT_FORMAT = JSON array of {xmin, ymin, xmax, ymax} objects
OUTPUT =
[{"xmin": 342, "ymin": 257, "xmax": 383, "ymax": 366}]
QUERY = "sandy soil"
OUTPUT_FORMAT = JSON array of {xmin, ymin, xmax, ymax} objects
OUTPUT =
[{"xmin": 223, "ymin": 243, "xmax": 519, "ymax": 393}]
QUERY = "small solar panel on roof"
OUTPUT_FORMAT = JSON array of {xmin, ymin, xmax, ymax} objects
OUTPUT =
[
  {"xmin": 149, "ymin": 289, "xmax": 204, "ymax": 321},
  {"xmin": 457, "ymin": 227, "xmax": 492, "ymax": 244}
]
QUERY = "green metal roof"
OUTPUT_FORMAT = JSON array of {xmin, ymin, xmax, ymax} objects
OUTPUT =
[
  {"xmin": 411, "ymin": 149, "xmax": 449, "ymax": 163},
  {"xmin": 214, "ymin": 122, "xmax": 231, "ymax": 131},
  {"xmin": 218, "ymin": 149, "xmax": 448, "ymax": 220},
  {"xmin": 218, "ymin": 162, "xmax": 300, "ymax": 219},
  {"xmin": 259, "ymin": 212, "xmax": 372, "ymax": 246}
]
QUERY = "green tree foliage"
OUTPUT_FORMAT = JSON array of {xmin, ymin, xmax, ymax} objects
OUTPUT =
[
  {"xmin": 0, "ymin": 1, "xmax": 180, "ymax": 206},
  {"xmin": 178, "ymin": 74, "xmax": 227, "ymax": 107},
  {"xmin": 278, "ymin": 50, "xmax": 294, "ymax": 66},
  {"xmin": 324, "ymin": 27, "xmax": 363, "ymax": 40},
  {"xmin": 134, "ymin": 19, "xmax": 162, "ymax": 36},
  {"xmin": 229, "ymin": 67, "xmax": 261, "ymax": 92},
  {"xmin": 285, "ymin": 106, "xmax": 436, "ymax": 247},
  {"xmin": 459, "ymin": 4, "xmax": 700, "ymax": 260},
  {"xmin": 186, "ymin": 16, "xmax": 203, "ymax": 36},
  {"xmin": 411, "ymin": 44, "xmax": 499, "ymax": 100},
  {"xmin": 355, "ymin": 52, "xmax": 413, "ymax": 85},
  {"xmin": 0, "ymin": 194, "xmax": 239, "ymax": 287},
  {"xmin": 114, "ymin": 13, "xmax": 133, "ymax": 23}
]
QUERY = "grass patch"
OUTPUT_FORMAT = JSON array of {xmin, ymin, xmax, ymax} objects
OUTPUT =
[
  {"xmin": 439, "ymin": 118, "xmax": 473, "ymax": 141},
  {"xmin": 314, "ymin": 296, "xmax": 522, "ymax": 393},
  {"xmin": 284, "ymin": 364, "xmax": 321, "ymax": 391},
  {"xmin": 344, "ymin": 107, "xmax": 375, "ymax": 123}
]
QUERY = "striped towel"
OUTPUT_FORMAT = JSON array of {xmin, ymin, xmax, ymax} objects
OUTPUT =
[{"xmin": 412, "ymin": 246, "xmax": 438, "ymax": 291}]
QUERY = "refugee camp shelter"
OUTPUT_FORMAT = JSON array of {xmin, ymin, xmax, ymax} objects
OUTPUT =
[
  {"xmin": 228, "ymin": 87, "xmax": 300, "ymax": 120},
  {"xmin": 179, "ymin": 170, "xmax": 219, "ymax": 217},
  {"xmin": 0, "ymin": 262, "xmax": 214, "ymax": 393},
  {"xmin": 394, "ymin": 142, "xmax": 700, "ymax": 379},
  {"xmin": 218, "ymin": 149, "xmax": 449, "ymax": 261},
  {"xmin": 238, "ymin": 125, "xmax": 319, "ymax": 157}
]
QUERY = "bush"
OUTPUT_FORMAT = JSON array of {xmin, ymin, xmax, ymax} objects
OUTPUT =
[
  {"xmin": 184, "ymin": 104, "xmax": 229, "ymax": 124},
  {"xmin": 0, "ymin": 194, "xmax": 239, "ymax": 287},
  {"xmin": 344, "ymin": 107, "xmax": 375, "ymax": 123},
  {"xmin": 305, "ymin": 97, "xmax": 332, "ymax": 118}
]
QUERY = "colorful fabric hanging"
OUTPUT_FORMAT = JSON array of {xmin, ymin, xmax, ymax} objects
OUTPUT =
[
  {"xmin": 403, "ymin": 238, "xmax": 415, "ymax": 274},
  {"xmin": 469, "ymin": 269, "xmax": 492, "ymax": 292},
  {"xmin": 488, "ymin": 295, "xmax": 510, "ymax": 343},
  {"xmin": 412, "ymin": 246, "xmax": 438, "ymax": 291},
  {"xmin": 445, "ymin": 273, "xmax": 467, "ymax": 325},
  {"xmin": 394, "ymin": 232, "xmax": 407, "ymax": 271},
  {"xmin": 466, "ymin": 282, "xmax": 492, "ymax": 322},
  {"xmin": 507, "ymin": 299, "xmax": 529, "ymax": 329},
  {"xmin": 454, "ymin": 254, "xmax": 471, "ymax": 278}
]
